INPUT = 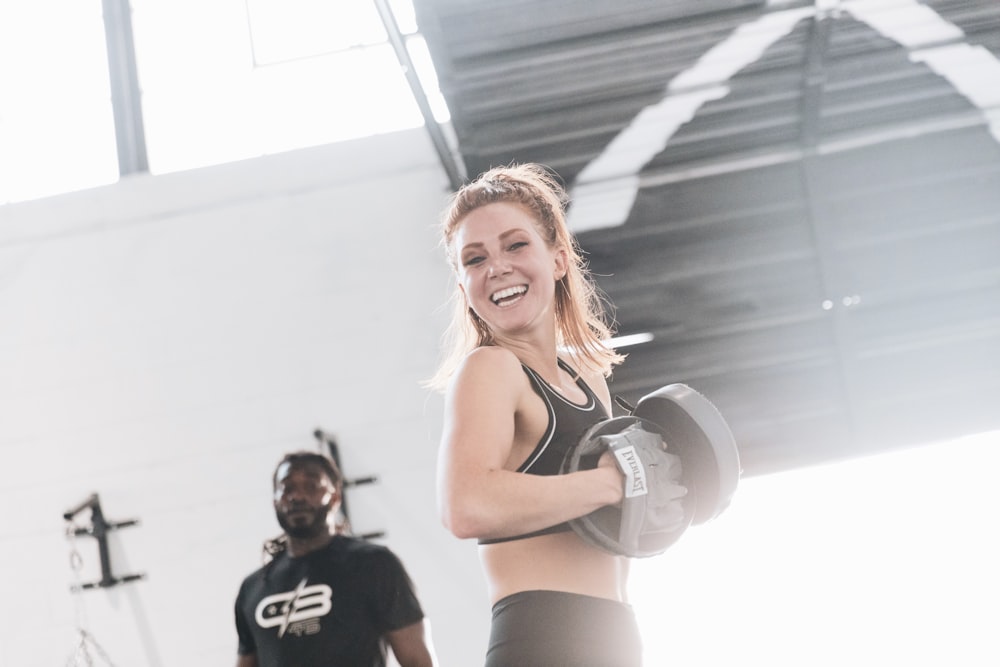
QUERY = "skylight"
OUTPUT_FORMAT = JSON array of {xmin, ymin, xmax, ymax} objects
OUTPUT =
[{"xmin": 0, "ymin": 0, "xmax": 448, "ymax": 204}]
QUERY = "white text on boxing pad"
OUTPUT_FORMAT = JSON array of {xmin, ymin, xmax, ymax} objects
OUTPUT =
[{"xmin": 613, "ymin": 445, "xmax": 649, "ymax": 498}]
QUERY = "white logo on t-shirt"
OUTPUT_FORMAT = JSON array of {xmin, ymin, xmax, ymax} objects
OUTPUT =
[{"xmin": 255, "ymin": 578, "xmax": 332, "ymax": 638}]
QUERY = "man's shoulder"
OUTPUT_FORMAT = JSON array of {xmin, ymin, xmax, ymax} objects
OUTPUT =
[
  {"xmin": 238, "ymin": 537, "xmax": 399, "ymax": 582},
  {"xmin": 326, "ymin": 536, "xmax": 409, "ymax": 574},
  {"xmin": 238, "ymin": 553, "xmax": 284, "ymax": 588},
  {"xmin": 329, "ymin": 534, "xmax": 395, "ymax": 559},
  {"xmin": 235, "ymin": 559, "xmax": 281, "ymax": 608}
]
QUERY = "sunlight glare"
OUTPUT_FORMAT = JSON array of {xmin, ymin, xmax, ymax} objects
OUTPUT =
[
  {"xmin": 0, "ymin": 1, "xmax": 118, "ymax": 203},
  {"xmin": 631, "ymin": 431, "xmax": 1000, "ymax": 667}
]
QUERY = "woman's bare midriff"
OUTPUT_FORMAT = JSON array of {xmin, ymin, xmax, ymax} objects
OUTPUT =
[{"xmin": 480, "ymin": 530, "xmax": 627, "ymax": 605}]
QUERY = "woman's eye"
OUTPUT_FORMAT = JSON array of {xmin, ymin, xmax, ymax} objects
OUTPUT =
[
  {"xmin": 463, "ymin": 255, "xmax": 484, "ymax": 267},
  {"xmin": 508, "ymin": 241, "xmax": 527, "ymax": 251}
]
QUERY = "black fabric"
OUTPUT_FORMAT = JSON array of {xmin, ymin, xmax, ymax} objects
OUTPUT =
[
  {"xmin": 480, "ymin": 358, "xmax": 609, "ymax": 545},
  {"xmin": 485, "ymin": 590, "xmax": 643, "ymax": 667},
  {"xmin": 234, "ymin": 535, "xmax": 424, "ymax": 667}
]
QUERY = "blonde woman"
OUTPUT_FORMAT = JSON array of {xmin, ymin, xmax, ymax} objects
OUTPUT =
[{"xmin": 432, "ymin": 164, "xmax": 642, "ymax": 666}]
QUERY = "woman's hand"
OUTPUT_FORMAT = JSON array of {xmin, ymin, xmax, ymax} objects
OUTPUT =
[{"xmin": 596, "ymin": 450, "xmax": 625, "ymax": 507}]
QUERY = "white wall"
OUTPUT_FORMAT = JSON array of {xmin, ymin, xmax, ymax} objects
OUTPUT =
[{"xmin": 0, "ymin": 129, "xmax": 490, "ymax": 667}]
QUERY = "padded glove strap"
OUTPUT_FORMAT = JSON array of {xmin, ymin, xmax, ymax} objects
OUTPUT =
[{"xmin": 602, "ymin": 424, "xmax": 688, "ymax": 554}]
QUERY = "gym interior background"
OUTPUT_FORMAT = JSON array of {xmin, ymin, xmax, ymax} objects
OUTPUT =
[{"xmin": 1, "ymin": 1, "xmax": 998, "ymax": 665}]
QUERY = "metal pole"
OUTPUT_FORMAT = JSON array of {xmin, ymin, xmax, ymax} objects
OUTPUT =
[
  {"xmin": 373, "ymin": 0, "xmax": 466, "ymax": 190},
  {"xmin": 102, "ymin": 0, "xmax": 149, "ymax": 175}
]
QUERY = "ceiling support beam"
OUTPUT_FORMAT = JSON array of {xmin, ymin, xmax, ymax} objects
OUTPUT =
[
  {"xmin": 101, "ymin": 0, "xmax": 149, "ymax": 176},
  {"xmin": 373, "ymin": 0, "xmax": 466, "ymax": 191},
  {"xmin": 796, "ymin": 11, "xmax": 864, "ymax": 451}
]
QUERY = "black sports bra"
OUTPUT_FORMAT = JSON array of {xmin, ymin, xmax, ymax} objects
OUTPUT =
[{"xmin": 479, "ymin": 358, "xmax": 609, "ymax": 544}]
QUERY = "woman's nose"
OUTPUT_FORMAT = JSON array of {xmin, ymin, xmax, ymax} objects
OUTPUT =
[{"xmin": 487, "ymin": 258, "xmax": 511, "ymax": 277}]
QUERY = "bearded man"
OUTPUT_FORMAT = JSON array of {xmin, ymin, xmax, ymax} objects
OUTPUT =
[{"xmin": 234, "ymin": 451, "xmax": 436, "ymax": 667}]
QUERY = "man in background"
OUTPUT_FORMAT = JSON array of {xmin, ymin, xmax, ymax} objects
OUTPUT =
[{"xmin": 234, "ymin": 450, "xmax": 436, "ymax": 667}]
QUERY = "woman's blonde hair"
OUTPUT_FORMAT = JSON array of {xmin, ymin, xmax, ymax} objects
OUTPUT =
[{"xmin": 428, "ymin": 163, "xmax": 623, "ymax": 390}]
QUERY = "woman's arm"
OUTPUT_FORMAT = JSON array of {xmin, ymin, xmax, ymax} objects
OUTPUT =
[{"xmin": 437, "ymin": 347, "xmax": 623, "ymax": 540}]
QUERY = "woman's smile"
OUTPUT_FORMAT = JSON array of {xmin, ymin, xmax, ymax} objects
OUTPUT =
[{"xmin": 491, "ymin": 285, "xmax": 528, "ymax": 307}]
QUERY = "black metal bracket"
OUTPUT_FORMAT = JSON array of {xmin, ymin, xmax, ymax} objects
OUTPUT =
[
  {"xmin": 313, "ymin": 428, "xmax": 385, "ymax": 540},
  {"xmin": 64, "ymin": 493, "xmax": 145, "ymax": 591}
]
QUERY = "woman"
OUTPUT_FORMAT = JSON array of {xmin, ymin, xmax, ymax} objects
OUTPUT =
[{"xmin": 431, "ymin": 164, "xmax": 643, "ymax": 666}]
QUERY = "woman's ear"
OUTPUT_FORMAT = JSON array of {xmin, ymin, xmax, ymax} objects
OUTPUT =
[{"xmin": 554, "ymin": 247, "xmax": 569, "ymax": 280}]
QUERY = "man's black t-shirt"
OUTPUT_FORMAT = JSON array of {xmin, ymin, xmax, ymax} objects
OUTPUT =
[{"xmin": 235, "ymin": 535, "xmax": 425, "ymax": 667}]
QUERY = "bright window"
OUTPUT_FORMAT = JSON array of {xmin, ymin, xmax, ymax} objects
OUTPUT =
[
  {"xmin": 632, "ymin": 430, "xmax": 1000, "ymax": 666},
  {"xmin": 1, "ymin": 0, "xmax": 447, "ymax": 203},
  {"xmin": 0, "ymin": 1, "xmax": 119, "ymax": 204}
]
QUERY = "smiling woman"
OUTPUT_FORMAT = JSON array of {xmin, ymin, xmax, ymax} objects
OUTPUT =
[
  {"xmin": 429, "ymin": 164, "xmax": 651, "ymax": 666},
  {"xmin": 630, "ymin": 430, "xmax": 1000, "ymax": 667}
]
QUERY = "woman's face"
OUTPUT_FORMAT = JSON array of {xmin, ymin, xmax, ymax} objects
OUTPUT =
[{"xmin": 453, "ymin": 202, "xmax": 567, "ymax": 338}]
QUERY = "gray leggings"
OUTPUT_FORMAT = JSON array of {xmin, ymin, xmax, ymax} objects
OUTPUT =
[{"xmin": 485, "ymin": 590, "xmax": 643, "ymax": 667}]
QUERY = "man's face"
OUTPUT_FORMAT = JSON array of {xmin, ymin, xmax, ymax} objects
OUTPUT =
[{"xmin": 273, "ymin": 462, "xmax": 339, "ymax": 539}]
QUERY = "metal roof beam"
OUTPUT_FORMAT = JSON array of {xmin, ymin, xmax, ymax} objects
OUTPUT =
[{"xmin": 101, "ymin": 0, "xmax": 148, "ymax": 176}]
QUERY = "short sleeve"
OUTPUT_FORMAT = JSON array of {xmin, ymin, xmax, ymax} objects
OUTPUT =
[
  {"xmin": 365, "ymin": 547, "xmax": 425, "ymax": 632},
  {"xmin": 234, "ymin": 582, "xmax": 257, "ymax": 656}
]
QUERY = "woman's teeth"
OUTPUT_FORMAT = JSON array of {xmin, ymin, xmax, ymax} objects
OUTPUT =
[{"xmin": 491, "ymin": 285, "xmax": 527, "ymax": 304}]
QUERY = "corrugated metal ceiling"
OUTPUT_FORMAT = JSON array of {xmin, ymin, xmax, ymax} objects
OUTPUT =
[{"xmin": 414, "ymin": 0, "xmax": 1000, "ymax": 475}]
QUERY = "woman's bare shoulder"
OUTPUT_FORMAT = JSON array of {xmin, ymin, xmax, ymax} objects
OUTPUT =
[
  {"xmin": 458, "ymin": 346, "xmax": 523, "ymax": 376},
  {"xmin": 443, "ymin": 347, "xmax": 532, "ymax": 441},
  {"xmin": 447, "ymin": 346, "xmax": 525, "ymax": 394}
]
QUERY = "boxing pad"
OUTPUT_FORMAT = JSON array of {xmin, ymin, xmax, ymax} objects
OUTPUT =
[
  {"xmin": 632, "ymin": 384, "xmax": 740, "ymax": 525},
  {"xmin": 563, "ymin": 384, "xmax": 740, "ymax": 557},
  {"xmin": 563, "ymin": 416, "xmax": 692, "ymax": 557}
]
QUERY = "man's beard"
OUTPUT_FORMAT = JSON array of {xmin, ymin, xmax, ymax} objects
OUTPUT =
[{"xmin": 276, "ymin": 506, "xmax": 330, "ymax": 539}]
